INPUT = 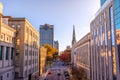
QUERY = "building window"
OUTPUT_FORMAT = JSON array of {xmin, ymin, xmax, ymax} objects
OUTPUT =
[
  {"xmin": 1, "ymin": 34, "xmax": 4, "ymax": 41},
  {"xmin": 7, "ymin": 73, "xmax": 9, "ymax": 78},
  {"xmin": 25, "ymin": 50, "xmax": 28, "ymax": 56},
  {"xmin": 100, "ymin": 26, "xmax": 103, "ymax": 45},
  {"xmin": 110, "ymin": 6, "xmax": 115, "ymax": 45},
  {"xmin": 17, "ymin": 25, "xmax": 21, "ymax": 28},
  {"xmin": 16, "ymin": 53, "xmax": 19, "ymax": 56},
  {"xmin": 0, "ymin": 46, "xmax": 3, "ymax": 60},
  {"xmin": 12, "ymin": 25, "xmax": 15, "ymax": 28},
  {"xmin": 15, "ymin": 72, "xmax": 19, "ymax": 78},
  {"xmin": 11, "ymin": 48, "xmax": 14, "ymax": 59},
  {"xmin": 24, "ymin": 70, "xmax": 27, "ymax": 77},
  {"xmin": 16, "ymin": 39, "xmax": 20, "ymax": 45},
  {"xmin": 25, "ymin": 60, "xmax": 27, "ymax": 66},
  {"xmin": 7, "ymin": 36, "xmax": 9, "ymax": 41},
  {"xmin": 100, "ymin": 16, "xmax": 102, "ymax": 23},
  {"xmin": 104, "ymin": 22, "xmax": 107, "ymax": 46},
  {"xmin": 6, "ymin": 47, "xmax": 9, "ymax": 60}
]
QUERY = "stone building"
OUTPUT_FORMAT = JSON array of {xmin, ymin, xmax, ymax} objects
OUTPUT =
[
  {"xmin": 8, "ymin": 18, "xmax": 39, "ymax": 80},
  {"xmin": 74, "ymin": 33, "xmax": 90, "ymax": 80},
  {"xmin": 0, "ymin": 3, "xmax": 16, "ymax": 80}
]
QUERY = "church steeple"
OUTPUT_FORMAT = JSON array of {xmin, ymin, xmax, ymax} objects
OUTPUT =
[{"xmin": 72, "ymin": 25, "xmax": 76, "ymax": 46}]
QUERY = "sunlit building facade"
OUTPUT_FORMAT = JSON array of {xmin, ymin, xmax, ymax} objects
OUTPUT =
[
  {"xmin": 90, "ymin": 0, "xmax": 120, "ymax": 80},
  {"xmin": 74, "ymin": 33, "xmax": 90, "ymax": 80},
  {"xmin": 0, "ymin": 3, "xmax": 16, "ymax": 80},
  {"xmin": 40, "ymin": 24, "xmax": 54, "ymax": 47},
  {"xmin": 8, "ymin": 18, "xmax": 39, "ymax": 80},
  {"xmin": 39, "ymin": 47, "xmax": 47, "ymax": 75}
]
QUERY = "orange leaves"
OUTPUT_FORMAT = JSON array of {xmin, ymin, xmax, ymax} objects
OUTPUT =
[
  {"xmin": 43, "ymin": 44, "xmax": 58, "ymax": 59},
  {"xmin": 59, "ymin": 50, "xmax": 71, "ymax": 62}
]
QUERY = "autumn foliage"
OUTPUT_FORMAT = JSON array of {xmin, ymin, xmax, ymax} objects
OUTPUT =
[
  {"xmin": 59, "ymin": 49, "xmax": 71, "ymax": 62},
  {"xmin": 43, "ymin": 44, "xmax": 58, "ymax": 61}
]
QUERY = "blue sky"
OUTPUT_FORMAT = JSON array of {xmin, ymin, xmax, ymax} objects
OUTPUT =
[{"xmin": 0, "ymin": 0, "xmax": 100, "ymax": 51}]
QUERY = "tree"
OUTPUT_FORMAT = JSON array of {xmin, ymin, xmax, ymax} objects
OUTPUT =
[
  {"xmin": 59, "ymin": 49, "xmax": 71, "ymax": 62},
  {"xmin": 43, "ymin": 44, "xmax": 58, "ymax": 61}
]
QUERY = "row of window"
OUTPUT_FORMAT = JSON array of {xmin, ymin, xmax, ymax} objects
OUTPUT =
[
  {"xmin": 24, "ymin": 59, "xmax": 38, "ymax": 66},
  {"xmin": 76, "ymin": 44, "xmax": 89, "ymax": 68},
  {"xmin": 26, "ymin": 27, "xmax": 38, "ymax": 41},
  {"xmin": 0, "ymin": 71, "xmax": 14, "ymax": 80},
  {"xmin": 1, "ymin": 34, "xmax": 13, "ymax": 43},
  {"xmin": 0, "ymin": 46, "xmax": 14, "ymax": 60},
  {"xmin": 25, "ymin": 50, "xmax": 38, "ymax": 56}
]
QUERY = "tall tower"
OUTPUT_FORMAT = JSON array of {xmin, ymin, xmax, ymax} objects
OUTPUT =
[
  {"xmin": 40, "ymin": 24, "xmax": 54, "ymax": 47},
  {"xmin": 72, "ymin": 25, "xmax": 76, "ymax": 46}
]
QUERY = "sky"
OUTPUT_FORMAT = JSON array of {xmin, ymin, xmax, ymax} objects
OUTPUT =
[{"xmin": 0, "ymin": 0, "xmax": 100, "ymax": 51}]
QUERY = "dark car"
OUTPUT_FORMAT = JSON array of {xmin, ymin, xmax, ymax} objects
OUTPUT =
[
  {"xmin": 65, "ymin": 75, "xmax": 70, "ymax": 80},
  {"xmin": 64, "ymin": 71, "xmax": 70, "ymax": 77}
]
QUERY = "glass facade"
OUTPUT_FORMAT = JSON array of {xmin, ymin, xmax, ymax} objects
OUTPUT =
[
  {"xmin": 100, "ymin": 0, "xmax": 106, "ymax": 6},
  {"xmin": 114, "ymin": 0, "xmax": 120, "ymax": 30},
  {"xmin": 40, "ymin": 24, "xmax": 54, "ymax": 47},
  {"xmin": 110, "ymin": 6, "xmax": 115, "ymax": 45}
]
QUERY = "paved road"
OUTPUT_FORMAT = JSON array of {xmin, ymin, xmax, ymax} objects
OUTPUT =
[{"xmin": 45, "ymin": 60, "xmax": 67, "ymax": 80}]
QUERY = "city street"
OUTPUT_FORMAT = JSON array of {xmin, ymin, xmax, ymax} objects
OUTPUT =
[{"xmin": 44, "ymin": 61, "xmax": 70, "ymax": 80}]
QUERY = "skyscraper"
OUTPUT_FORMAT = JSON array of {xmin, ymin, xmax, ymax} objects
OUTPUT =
[{"xmin": 40, "ymin": 24, "xmax": 54, "ymax": 47}]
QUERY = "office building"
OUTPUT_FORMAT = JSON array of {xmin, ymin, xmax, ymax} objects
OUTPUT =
[
  {"xmin": 8, "ymin": 18, "xmax": 39, "ymax": 80},
  {"xmin": 90, "ymin": 0, "xmax": 120, "ymax": 80},
  {"xmin": 0, "ymin": 3, "xmax": 16, "ymax": 80},
  {"xmin": 40, "ymin": 24, "xmax": 54, "ymax": 47}
]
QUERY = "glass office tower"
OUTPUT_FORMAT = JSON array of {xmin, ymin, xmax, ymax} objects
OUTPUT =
[
  {"xmin": 114, "ymin": 0, "xmax": 120, "ymax": 30},
  {"xmin": 100, "ymin": 0, "xmax": 106, "ymax": 6},
  {"xmin": 39, "ymin": 24, "xmax": 54, "ymax": 47}
]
